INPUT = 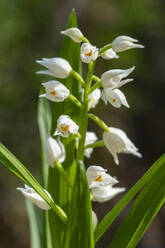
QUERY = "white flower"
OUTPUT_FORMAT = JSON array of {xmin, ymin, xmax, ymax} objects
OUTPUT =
[
  {"xmin": 45, "ymin": 136, "xmax": 65, "ymax": 167},
  {"xmin": 85, "ymin": 132, "xmax": 98, "ymax": 158},
  {"xmin": 80, "ymin": 43, "xmax": 98, "ymax": 63},
  {"xmin": 102, "ymin": 88, "xmax": 129, "ymax": 108},
  {"xmin": 61, "ymin": 27, "xmax": 83, "ymax": 43},
  {"xmin": 92, "ymin": 210, "xmax": 98, "ymax": 231},
  {"xmin": 88, "ymin": 89, "xmax": 101, "ymax": 109},
  {"xmin": 17, "ymin": 184, "xmax": 52, "ymax": 210},
  {"xmin": 39, "ymin": 81, "xmax": 70, "ymax": 102},
  {"xmin": 100, "ymin": 66, "xmax": 135, "ymax": 89},
  {"xmin": 54, "ymin": 115, "xmax": 79, "ymax": 137},
  {"xmin": 101, "ymin": 48, "xmax": 119, "ymax": 60},
  {"xmin": 91, "ymin": 185, "xmax": 125, "ymax": 203},
  {"xmin": 36, "ymin": 57, "xmax": 72, "ymax": 78},
  {"xmin": 112, "ymin": 35, "xmax": 144, "ymax": 52},
  {"xmin": 103, "ymin": 127, "xmax": 142, "ymax": 165},
  {"xmin": 87, "ymin": 165, "xmax": 118, "ymax": 189}
]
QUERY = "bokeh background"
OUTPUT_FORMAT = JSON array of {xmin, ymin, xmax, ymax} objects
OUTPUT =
[{"xmin": 0, "ymin": 0, "xmax": 165, "ymax": 247}]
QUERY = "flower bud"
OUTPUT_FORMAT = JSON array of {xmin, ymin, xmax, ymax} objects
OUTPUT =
[
  {"xmin": 45, "ymin": 136, "xmax": 65, "ymax": 167},
  {"xmin": 80, "ymin": 43, "xmax": 98, "ymax": 63},
  {"xmin": 100, "ymin": 66, "xmax": 135, "ymax": 89},
  {"xmin": 39, "ymin": 80, "xmax": 70, "ymax": 102},
  {"xmin": 36, "ymin": 57, "xmax": 72, "ymax": 78},
  {"xmin": 61, "ymin": 28, "xmax": 83, "ymax": 43},
  {"xmin": 103, "ymin": 127, "xmax": 142, "ymax": 165},
  {"xmin": 17, "ymin": 184, "xmax": 52, "ymax": 210},
  {"xmin": 102, "ymin": 88, "xmax": 129, "ymax": 108},
  {"xmin": 88, "ymin": 89, "xmax": 101, "ymax": 109},
  {"xmin": 91, "ymin": 185, "xmax": 125, "ymax": 203},
  {"xmin": 112, "ymin": 35, "xmax": 144, "ymax": 52},
  {"xmin": 101, "ymin": 48, "xmax": 119, "ymax": 60},
  {"xmin": 54, "ymin": 115, "xmax": 79, "ymax": 137},
  {"xmin": 87, "ymin": 165, "xmax": 118, "ymax": 189},
  {"xmin": 92, "ymin": 210, "xmax": 98, "ymax": 231},
  {"xmin": 85, "ymin": 132, "xmax": 98, "ymax": 158}
]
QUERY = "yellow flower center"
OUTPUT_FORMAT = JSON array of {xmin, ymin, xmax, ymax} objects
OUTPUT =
[
  {"xmin": 95, "ymin": 175, "xmax": 103, "ymax": 182},
  {"xmin": 60, "ymin": 125, "xmax": 70, "ymax": 132},
  {"xmin": 112, "ymin": 98, "xmax": 116, "ymax": 103},
  {"xmin": 50, "ymin": 91, "xmax": 56, "ymax": 95},
  {"xmin": 85, "ymin": 50, "xmax": 93, "ymax": 57}
]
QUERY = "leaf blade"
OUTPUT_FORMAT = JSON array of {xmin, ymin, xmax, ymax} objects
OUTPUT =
[{"xmin": 94, "ymin": 154, "xmax": 165, "ymax": 243}]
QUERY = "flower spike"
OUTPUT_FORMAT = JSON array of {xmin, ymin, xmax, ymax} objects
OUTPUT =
[
  {"xmin": 39, "ymin": 81, "xmax": 70, "ymax": 102},
  {"xmin": 91, "ymin": 185, "xmax": 125, "ymax": 203},
  {"xmin": 54, "ymin": 115, "xmax": 79, "ymax": 137},
  {"xmin": 84, "ymin": 132, "xmax": 98, "ymax": 158},
  {"xmin": 17, "ymin": 184, "xmax": 52, "ymax": 210},
  {"xmin": 36, "ymin": 57, "xmax": 72, "ymax": 78},
  {"xmin": 87, "ymin": 165, "xmax": 118, "ymax": 189},
  {"xmin": 101, "ymin": 48, "xmax": 119, "ymax": 60},
  {"xmin": 103, "ymin": 127, "xmax": 142, "ymax": 165},
  {"xmin": 45, "ymin": 136, "xmax": 65, "ymax": 167},
  {"xmin": 80, "ymin": 43, "xmax": 98, "ymax": 63},
  {"xmin": 100, "ymin": 66, "xmax": 135, "ymax": 89},
  {"xmin": 112, "ymin": 35, "xmax": 144, "ymax": 52},
  {"xmin": 92, "ymin": 210, "xmax": 98, "ymax": 231},
  {"xmin": 102, "ymin": 88, "xmax": 130, "ymax": 108},
  {"xmin": 61, "ymin": 27, "xmax": 84, "ymax": 43}
]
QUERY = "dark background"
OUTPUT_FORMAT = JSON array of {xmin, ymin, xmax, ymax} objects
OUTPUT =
[{"xmin": 0, "ymin": 0, "xmax": 165, "ymax": 247}]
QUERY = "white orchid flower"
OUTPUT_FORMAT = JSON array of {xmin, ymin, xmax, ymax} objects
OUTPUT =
[
  {"xmin": 103, "ymin": 127, "xmax": 142, "ymax": 165},
  {"xmin": 112, "ymin": 35, "xmax": 144, "ymax": 52},
  {"xmin": 45, "ymin": 136, "xmax": 65, "ymax": 167},
  {"xmin": 36, "ymin": 57, "xmax": 72, "ymax": 78},
  {"xmin": 80, "ymin": 43, "xmax": 98, "ymax": 63},
  {"xmin": 54, "ymin": 115, "xmax": 79, "ymax": 137},
  {"xmin": 61, "ymin": 27, "xmax": 84, "ymax": 43},
  {"xmin": 101, "ymin": 48, "xmax": 119, "ymax": 60},
  {"xmin": 92, "ymin": 210, "xmax": 98, "ymax": 231},
  {"xmin": 100, "ymin": 66, "xmax": 135, "ymax": 89},
  {"xmin": 39, "ymin": 81, "xmax": 70, "ymax": 102},
  {"xmin": 84, "ymin": 132, "xmax": 98, "ymax": 158},
  {"xmin": 88, "ymin": 88, "xmax": 101, "ymax": 109},
  {"xmin": 87, "ymin": 165, "xmax": 118, "ymax": 189},
  {"xmin": 101, "ymin": 88, "xmax": 129, "ymax": 108},
  {"xmin": 17, "ymin": 184, "xmax": 52, "ymax": 210},
  {"xmin": 91, "ymin": 184, "xmax": 125, "ymax": 203}
]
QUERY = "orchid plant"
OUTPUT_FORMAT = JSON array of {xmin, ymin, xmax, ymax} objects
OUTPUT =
[{"xmin": 0, "ymin": 10, "xmax": 165, "ymax": 248}]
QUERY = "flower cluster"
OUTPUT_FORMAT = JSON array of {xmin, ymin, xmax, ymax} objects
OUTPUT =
[{"xmin": 17, "ymin": 26, "xmax": 143, "ymax": 231}]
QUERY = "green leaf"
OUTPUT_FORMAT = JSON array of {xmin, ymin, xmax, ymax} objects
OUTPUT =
[
  {"xmin": 63, "ymin": 161, "xmax": 94, "ymax": 248},
  {"xmin": 37, "ymin": 89, "xmax": 52, "ymax": 248},
  {"xmin": 0, "ymin": 142, "xmax": 67, "ymax": 223},
  {"xmin": 109, "ymin": 155, "xmax": 165, "ymax": 248},
  {"xmin": 94, "ymin": 154, "xmax": 165, "ymax": 243},
  {"xmin": 25, "ymin": 200, "xmax": 44, "ymax": 248},
  {"xmin": 42, "ymin": 9, "xmax": 82, "ymax": 248}
]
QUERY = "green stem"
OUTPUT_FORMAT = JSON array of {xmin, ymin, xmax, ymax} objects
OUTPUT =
[
  {"xmin": 85, "ymin": 140, "xmax": 104, "ymax": 149},
  {"xmin": 69, "ymin": 94, "xmax": 82, "ymax": 109},
  {"xmin": 99, "ymin": 43, "xmax": 112, "ymax": 55},
  {"xmin": 71, "ymin": 70, "xmax": 85, "ymax": 86},
  {"xmin": 54, "ymin": 161, "xmax": 72, "ymax": 187},
  {"xmin": 88, "ymin": 113, "xmax": 109, "ymax": 132},
  {"xmin": 77, "ymin": 61, "xmax": 96, "ymax": 162},
  {"xmin": 92, "ymin": 75, "xmax": 100, "ymax": 83},
  {"xmin": 89, "ymin": 82, "xmax": 101, "ymax": 95},
  {"xmin": 80, "ymin": 36, "xmax": 90, "ymax": 44}
]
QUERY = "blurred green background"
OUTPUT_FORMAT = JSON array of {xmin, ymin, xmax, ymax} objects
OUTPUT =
[{"xmin": 0, "ymin": 0, "xmax": 165, "ymax": 247}]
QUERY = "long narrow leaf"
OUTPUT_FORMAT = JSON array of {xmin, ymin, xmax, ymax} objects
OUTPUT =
[
  {"xmin": 63, "ymin": 161, "xmax": 94, "ymax": 248},
  {"xmin": 26, "ymin": 200, "xmax": 44, "ymax": 248},
  {"xmin": 94, "ymin": 154, "xmax": 165, "ymax": 243},
  {"xmin": 109, "ymin": 157, "xmax": 165, "ymax": 248},
  {"xmin": 0, "ymin": 142, "xmax": 67, "ymax": 223}
]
